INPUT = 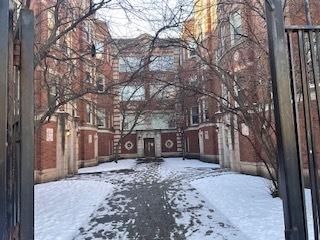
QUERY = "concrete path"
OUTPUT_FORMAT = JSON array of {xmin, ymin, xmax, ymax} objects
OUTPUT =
[{"xmin": 71, "ymin": 159, "xmax": 247, "ymax": 240}]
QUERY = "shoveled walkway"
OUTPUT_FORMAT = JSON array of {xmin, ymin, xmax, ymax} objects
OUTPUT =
[{"xmin": 71, "ymin": 159, "xmax": 248, "ymax": 240}]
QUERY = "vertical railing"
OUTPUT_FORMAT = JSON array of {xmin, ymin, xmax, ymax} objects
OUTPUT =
[
  {"xmin": 286, "ymin": 26, "xmax": 320, "ymax": 240},
  {"xmin": 266, "ymin": 0, "xmax": 320, "ymax": 239},
  {"xmin": 0, "ymin": 3, "xmax": 34, "ymax": 240},
  {"xmin": 19, "ymin": 9, "xmax": 35, "ymax": 240},
  {"xmin": 0, "ymin": 0, "xmax": 9, "ymax": 238},
  {"xmin": 265, "ymin": 0, "xmax": 308, "ymax": 239}
]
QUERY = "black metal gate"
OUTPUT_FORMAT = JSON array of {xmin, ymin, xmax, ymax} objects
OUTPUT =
[
  {"xmin": 266, "ymin": 0, "xmax": 320, "ymax": 239},
  {"xmin": 0, "ymin": 1, "xmax": 34, "ymax": 239}
]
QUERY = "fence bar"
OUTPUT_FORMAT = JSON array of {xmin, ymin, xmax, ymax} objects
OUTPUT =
[
  {"xmin": 265, "ymin": 1, "xmax": 308, "ymax": 239},
  {"xmin": 298, "ymin": 30, "xmax": 320, "ymax": 239},
  {"xmin": 307, "ymin": 29, "xmax": 320, "ymax": 239},
  {"xmin": 19, "ymin": 9, "xmax": 34, "ymax": 240},
  {"xmin": 0, "ymin": 0, "xmax": 9, "ymax": 239}
]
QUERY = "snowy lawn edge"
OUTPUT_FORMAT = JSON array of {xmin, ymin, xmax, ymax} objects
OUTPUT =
[{"xmin": 35, "ymin": 180, "xmax": 113, "ymax": 240}]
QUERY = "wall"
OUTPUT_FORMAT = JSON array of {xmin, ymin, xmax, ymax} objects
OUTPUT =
[
  {"xmin": 78, "ymin": 128, "xmax": 98, "ymax": 167},
  {"xmin": 161, "ymin": 132, "xmax": 178, "ymax": 154},
  {"xmin": 98, "ymin": 131, "xmax": 114, "ymax": 161}
]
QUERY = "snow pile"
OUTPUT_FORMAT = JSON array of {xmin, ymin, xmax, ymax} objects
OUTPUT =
[
  {"xmin": 35, "ymin": 180, "xmax": 113, "ymax": 240},
  {"xmin": 191, "ymin": 173, "xmax": 314, "ymax": 240},
  {"xmin": 78, "ymin": 159, "xmax": 137, "ymax": 174}
]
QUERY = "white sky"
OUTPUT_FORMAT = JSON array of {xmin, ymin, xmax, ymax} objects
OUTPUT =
[{"xmin": 96, "ymin": 0, "xmax": 194, "ymax": 38}]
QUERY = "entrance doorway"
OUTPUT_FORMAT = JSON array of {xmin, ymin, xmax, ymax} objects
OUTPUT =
[{"xmin": 144, "ymin": 138, "xmax": 155, "ymax": 158}]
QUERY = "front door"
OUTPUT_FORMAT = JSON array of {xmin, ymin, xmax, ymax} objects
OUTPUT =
[{"xmin": 144, "ymin": 138, "xmax": 155, "ymax": 158}]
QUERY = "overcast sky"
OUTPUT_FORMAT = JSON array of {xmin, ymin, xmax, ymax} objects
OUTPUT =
[{"xmin": 96, "ymin": 0, "xmax": 194, "ymax": 38}]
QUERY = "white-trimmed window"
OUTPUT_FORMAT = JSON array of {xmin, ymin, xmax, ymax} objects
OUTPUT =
[
  {"xmin": 191, "ymin": 106, "xmax": 199, "ymax": 125},
  {"xmin": 119, "ymin": 56, "xmax": 141, "ymax": 72},
  {"xmin": 121, "ymin": 85, "xmax": 145, "ymax": 101},
  {"xmin": 149, "ymin": 56, "xmax": 175, "ymax": 71},
  {"xmin": 97, "ymin": 109, "xmax": 106, "ymax": 128},
  {"xmin": 86, "ymin": 103, "xmax": 94, "ymax": 124},
  {"xmin": 230, "ymin": 10, "xmax": 242, "ymax": 46}
]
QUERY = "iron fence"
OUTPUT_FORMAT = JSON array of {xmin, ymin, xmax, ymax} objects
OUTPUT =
[
  {"xmin": 266, "ymin": 0, "xmax": 320, "ymax": 239},
  {"xmin": 0, "ymin": 1, "xmax": 34, "ymax": 239}
]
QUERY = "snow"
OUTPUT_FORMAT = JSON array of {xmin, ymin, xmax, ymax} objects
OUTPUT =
[
  {"xmin": 159, "ymin": 157, "xmax": 220, "ymax": 179},
  {"xmin": 78, "ymin": 159, "xmax": 137, "ymax": 174},
  {"xmin": 35, "ymin": 180, "xmax": 113, "ymax": 240},
  {"xmin": 191, "ymin": 173, "xmax": 314, "ymax": 240},
  {"xmin": 35, "ymin": 158, "xmax": 315, "ymax": 240}
]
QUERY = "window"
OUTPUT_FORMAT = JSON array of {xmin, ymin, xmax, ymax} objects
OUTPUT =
[
  {"xmin": 149, "ymin": 56, "xmax": 175, "ymax": 71},
  {"xmin": 119, "ymin": 57, "xmax": 141, "ymax": 72},
  {"xmin": 48, "ymin": 84, "xmax": 57, "ymax": 105},
  {"xmin": 97, "ymin": 109, "xmax": 106, "ymax": 128},
  {"xmin": 150, "ymin": 114, "xmax": 172, "ymax": 129},
  {"xmin": 121, "ymin": 85, "xmax": 145, "ymax": 101},
  {"xmin": 47, "ymin": 10, "xmax": 55, "ymax": 35},
  {"xmin": 189, "ymin": 76, "xmax": 199, "ymax": 87},
  {"xmin": 236, "ymin": 75, "xmax": 246, "ymax": 106},
  {"xmin": 84, "ymin": 22, "xmax": 91, "ymax": 42},
  {"xmin": 66, "ymin": 35, "xmax": 72, "ymax": 56},
  {"xmin": 86, "ymin": 103, "xmax": 94, "ymax": 124},
  {"xmin": 188, "ymin": 41, "xmax": 197, "ymax": 58},
  {"xmin": 95, "ymin": 41, "xmax": 104, "ymax": 59},
  {"xmin": 123, "ymin": 115, "xmax": 142, "ymax": 130},
  {"xmin": 230, "ymin": 10, "xmax": 242, "ymax": 46},
  {"xmin": 217, "ymin": 25, "xmax": 226, "ymax": 58},
  {"xmin": 150, "ymin": 84, "xmax": 176, "ymax": 99},
  {"xmin": 191, "ymin": 106, "xmax": 199, "ymax": 125},
  {"xmin": 96, "ymin": 75, "xmax": 105, "ymax": 92},
  {"xmin": 202, "ymin": 100, "xmax": 209, "ymax": 122},
  {"xmin": 84, "ymin": 71, "xmax": 91, "ymax": 83}
]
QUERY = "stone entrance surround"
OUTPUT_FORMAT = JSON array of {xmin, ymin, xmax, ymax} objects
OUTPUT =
[{"xmin": 137, "ymin": 130, "xmax": 161, "ymax": 158}]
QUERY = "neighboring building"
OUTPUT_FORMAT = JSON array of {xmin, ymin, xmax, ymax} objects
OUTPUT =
[
  {"xmin": 32, "ymin": 0, "xmax": 113, "ymax": 183},
  {"xmin": 208, "ymin": 0, "xmax": 320, "ymax": 179}
]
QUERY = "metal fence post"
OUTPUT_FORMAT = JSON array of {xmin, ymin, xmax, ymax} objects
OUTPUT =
[
  {"xmin": 19, "ymin": 9, "xmax": 34, "ymax": 240},
  {"xmin": 0, "ymin": 0, "xmax": 9, "ymax": 239},
  {"xmin": 265, "ymin": 0, "xmax": 308, "ymax": 239}
]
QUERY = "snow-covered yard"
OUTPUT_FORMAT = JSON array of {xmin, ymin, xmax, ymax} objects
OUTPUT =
[
  {"xmin": 35, "ymin": 180, "xmax": 113, "ymax": 240},
  {"xmin": 35, "ymin": 158, "xmax": 314, "ymax": 240},
  {"xmin": 191, "ymin": 172, "xmax": 314, "ymax": 240}
]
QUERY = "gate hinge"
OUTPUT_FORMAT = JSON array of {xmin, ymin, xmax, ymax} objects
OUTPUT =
[{"xmin": 13, "ymin": 39, "xmax": 21, "ymax": 67}]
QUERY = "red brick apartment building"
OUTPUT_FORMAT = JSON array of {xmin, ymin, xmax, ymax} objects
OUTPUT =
[
  {"xmin": 176, "ymin": 0, "xmax": 320, "ymax": 182},
  {"xmin": 192, "ymin": 0, "xmax": 320, "ymax": 178},
  {"xmin": 32, "ymin": 0, "xmax": 114, "ymax": 183},
  {"xmin": 111, "ymin": 34, "xmax": 183, "ymax": 159},
  {"xmin": 32, "ymin": 0, "xmax": 320, "ymax": 184}
]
